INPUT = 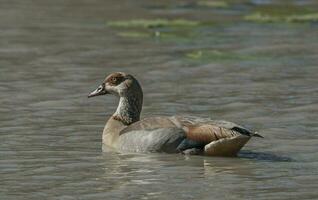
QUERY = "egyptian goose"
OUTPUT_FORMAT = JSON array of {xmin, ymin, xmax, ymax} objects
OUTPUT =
[{"xmin": 88, "ymin": 72, "xmax": 262, "ymax": 156}]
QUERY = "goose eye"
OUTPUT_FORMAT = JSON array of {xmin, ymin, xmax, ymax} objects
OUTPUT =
[{"xmin": 106, "ymin": 74, "xmax": 123, "ymax": 86}]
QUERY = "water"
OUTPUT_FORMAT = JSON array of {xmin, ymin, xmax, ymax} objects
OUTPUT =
[{"xmin": 1, "ymin": 0, "xmax": 318, "ymax": 199}]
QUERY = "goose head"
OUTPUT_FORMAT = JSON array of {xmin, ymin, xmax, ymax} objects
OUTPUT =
[{"xmin": 88, "ymin": 72, "xmax": 143, "ymax": 125}]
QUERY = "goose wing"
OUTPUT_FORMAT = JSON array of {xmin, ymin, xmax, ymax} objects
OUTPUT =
[
  {"xmin": 119, "ymin": 116, "xmax": 262, "ymax": 156},
  {"xmin": 176, "ymin": 116, "xmax": 262, "ymax": 156}
]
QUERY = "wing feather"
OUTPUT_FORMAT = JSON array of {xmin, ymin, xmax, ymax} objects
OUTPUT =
[
  {"xmin": 184, "ymin": 124, "xmax": 242, "ymax": 143},
  {"xmin": 119, "ymin": 116, "xmax": 260, "ymax": 155}
]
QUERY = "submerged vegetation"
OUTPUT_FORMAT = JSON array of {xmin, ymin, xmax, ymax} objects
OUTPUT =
[
  {"xmin": 107, "ymin": 2, "xmax": 318, "ymax": 42},
  {"xmin": 117, "ymin": 31, "xmax": 152, "ymax": 38},
  {"xmin": 116, "ymin": 30, "xmax": 194, "ymax": 41},
  {"xmin": 107, "ymin": 18, "xmax": 202, "ymax": 41},
  {"xmin": 244, "ymin": 13, "xmax": 282, "ymax": 23},
  {"xmin": 287, "ymin": 13, "xmax": 318, "ymax": 23},
  {"xmin": 244, "ymin": 4, "xmax": 318, "ymax": 23},
  {"xmin": 107, "ymin": 2, "xmax": 318, "ymax": 63},
  {"xmin": 196, "ymin": 1, "xmax": 228, "ymax": 8},
  {"xmin": 245, "ymin": 12, "xmax": 318, "ymax": 23},
  {"xmin": 107, "ymin": 19, "xmax": 200, "ymax": 28},
  {"xmin": 186, "ymin": 50, "xmax": 258, "ymax": 62}
]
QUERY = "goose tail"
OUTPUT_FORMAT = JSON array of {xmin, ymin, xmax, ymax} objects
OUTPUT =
[{"xmin": 252, "ymin": 132, "xmax": 264, "ymax": 138}]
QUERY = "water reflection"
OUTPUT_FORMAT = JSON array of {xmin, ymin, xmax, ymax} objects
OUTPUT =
[
  {"xmin": 239, "ymin": 150, "xmax": 292, "ymax": 162},
  {"xmin": 100, "ymin": 148, "xmax": 261, "ymax": 179}
]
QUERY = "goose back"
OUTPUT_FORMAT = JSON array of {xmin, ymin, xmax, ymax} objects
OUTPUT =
[{"xmin": 114, "ymin": 116, "xmax": 259, "ymax": 156}]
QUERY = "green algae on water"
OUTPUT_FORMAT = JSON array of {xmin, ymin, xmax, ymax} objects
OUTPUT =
[
  {"xmin": 287, "ymin": 13, "xmax": 318, "ymax": 22},
  {"xmin": 244, "ymin": 13, "xmax": 282, "ymax": 23},
  {"xmin": 186, "ymin": 51, "xmax": 204, "ymax": 59},
  {"xmin": 107, "ymin": 19, "xmax": 200, "ymax": 28},
  {"xmin": 117, "ymin": 31, "xmax": 152, "ymax": 38},
  {"xmin": 245, "ymin": 12, "xmax": 318, "ymax": 23},
  {"xmin": 117, "ymin": 30, "xmax": 198, "ymax": 44},
  {"xmin": 244, "ymin": 3, "xmax": 318, "ymax": 23},
  {"xmin": 197, "ymin": 1, "xmax": 228, "ymax": 8},
  {"xmin": 117, "ymin": 31, "xmax": 170, "ymax": 39},
  {"xmin": 186, "ymin": 50, "xmax": 258, "ymax": 62}
]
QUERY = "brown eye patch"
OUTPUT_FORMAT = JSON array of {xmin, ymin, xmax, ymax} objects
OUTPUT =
[{"xmin": 105, "ymin": 73, "xmax": 125, "ymax": 86}]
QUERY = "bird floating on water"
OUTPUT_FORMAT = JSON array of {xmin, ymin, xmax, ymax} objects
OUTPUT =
[{"xmin": 88, "ymin": 72, "xmax": 262, "ymax": 156}]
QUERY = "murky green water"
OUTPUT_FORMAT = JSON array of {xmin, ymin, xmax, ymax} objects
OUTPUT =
[{"xmin": 1, "ymin": 0, "xmax": 318, "ymax": 199}]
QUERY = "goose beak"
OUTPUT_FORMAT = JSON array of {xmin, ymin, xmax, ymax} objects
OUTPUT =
[{"xmin": 88, "ymin": 84, "xmax": 108, "ymax": 98}]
